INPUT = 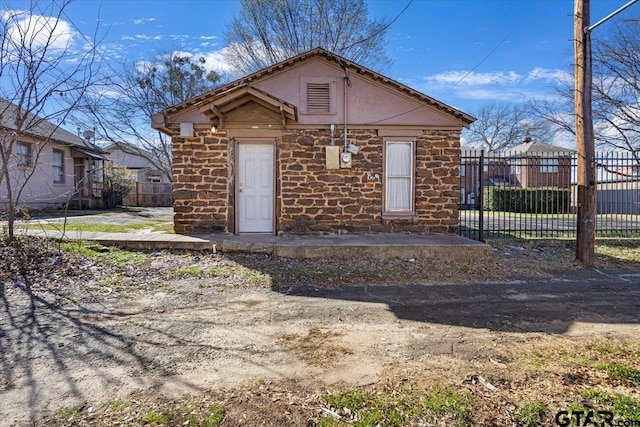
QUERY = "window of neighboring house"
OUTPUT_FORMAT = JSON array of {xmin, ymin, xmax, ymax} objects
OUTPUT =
[
  {"xmin": 53, "ymin": 149, "xmax": 65, "ymax": 184},
  {"xmin": 16, "ymin": 142, "xmax": 31, "ymax": 167},
  {"xmin": 540, "ymin": 158, "xmax": 559, "ymax": 173},
  {"xmin": 384, "ymin": 141, "xmax": 414, "ymax": 214},
  {"xmin": 510, "ymin": 158, "xmax": 522, "ymax": 175}
]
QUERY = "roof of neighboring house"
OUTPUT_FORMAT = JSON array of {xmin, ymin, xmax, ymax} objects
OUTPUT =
[
  {"xmin": 103, "ymin": 141, "xmax": 150, "ymax": 156},
  {"xmin": 104, "ymin": 141, "xmax": 167, "ymax": 159},
  {"xmin": 0, "ymin": 99, "xmax": 105, "ymax": 155},
  {"xmin": 161, "ymin": 47, "xmax": 475, "ymax": 126},
  {"xmin": 508, "ymin": 138, "xmax": 575, "ymax": 155}
]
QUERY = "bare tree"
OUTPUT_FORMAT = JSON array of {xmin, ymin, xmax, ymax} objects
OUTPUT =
[
  {"xmin": 462, "ymin": 102, "xmax": 553, "ymax": 152},
  {"xmin": 225, "ymin": 0, "xmax": 391, "ymax": 74},
  {"xmin": 0, "ymin": 0, "xmax": 102, "ymax": 242},
  {"xmin": 529, "ymin": 20, "xmax": 640, "ymax": 161},
  {"xmin": 85, "ymin": 52, "xmax": 223, "ymax": 182},
  {"xmin": 591, "ymin": 20, "xmax": 640, "ymax": 162}
]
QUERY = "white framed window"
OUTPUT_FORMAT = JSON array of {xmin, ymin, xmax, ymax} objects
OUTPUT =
[
  {"xmin": 540, "ymin": 158, "xmax": 559, "ymax": 173},
  {"xmin": 53, "ymin": 149, "xmax": 65, "ymax": 183},
  {"xmin": 510, "ymin": 158, "xmax": 522, "ymax": 175},
  {"xmin": 16, "ymin": 142, "xmax": 31, "ymax": 167},
  {"xmin": 384, "ymin": 141, "xmax": 414, "ymax": 214}
]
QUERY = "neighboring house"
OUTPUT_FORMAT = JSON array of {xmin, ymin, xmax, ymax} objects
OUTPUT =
[
  {"xmin": 103, "ymin": 142, "xmax": 170, "ymax": 183},
  {"xmin": 460, "ymin": 139, "xmax": 575, "ymax": 208},
  {"xmin": 0, "ymin": 100, "xmax": 108, "ymax": 211},
  {"xmin": 152, "ymin": 48, "xmax": 474, "ymax": 235},
  {"xmin": 507, "ymin": 138, "xmax": 574, "ymax": 188},
  {"xmin": 103, "ymin": 142, "xmax": 173, "ymax": 207}
]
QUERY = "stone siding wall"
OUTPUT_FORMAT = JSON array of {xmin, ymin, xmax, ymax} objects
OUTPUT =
[
  {"xmin": 279, "ymin": 129, "xmax": 460, "ymax": 234},
  {"xmin": 414, "ymin": 130, "xmax": 461, "ymax": 234},
  {"xmin": 171, "ymin": 128, "xmax": 460, "ymax": 235},
  {"xmin": 172, "ymin": 133, "xmax": 232, "ymax": 233},
  {"xmin": 279, "ymin": 129, "xmax": 384, "ymax": 233}
]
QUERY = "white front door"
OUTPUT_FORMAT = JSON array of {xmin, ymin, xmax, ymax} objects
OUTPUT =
[{"xmin": 238, "ymin": 143, "xmax": 274, "ymax": 233}]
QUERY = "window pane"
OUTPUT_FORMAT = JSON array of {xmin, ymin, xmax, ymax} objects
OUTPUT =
[
  {"xmin": 387, "ymin": 143, "xmax": 411, "ymax": 176},
  {"xmin": 385, "ymin": 142, "xmax": 413, "ymax": 212},
  {"xmin": 17, "ymin": 143, "xmax": 30, "ymax": 166},
  {"xmin": 53, "ymin": 150, "xmax": 64, "ymax": 183},
  {"xmin": 386, "ymin": 177, "xmax": 411, "ymax": 211}
]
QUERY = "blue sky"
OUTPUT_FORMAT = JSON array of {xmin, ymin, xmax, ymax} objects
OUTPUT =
[{"xmin": 7, "ymin": 0, "xmax": 640, "ymax": 115}]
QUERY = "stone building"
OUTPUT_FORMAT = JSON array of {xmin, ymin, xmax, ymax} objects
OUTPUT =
[{"xmin": 152, "ymin": 48, "xmax": 474, "ymax": 235}]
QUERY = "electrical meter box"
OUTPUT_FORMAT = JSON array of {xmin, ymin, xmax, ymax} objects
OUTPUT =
[
  {"xmin": 340, "ymin": 151, "xmax": 352, "ymax": 168},
  {"xmin": 325, "ymin": 146, "xmax": 340, "ymax": 170}
]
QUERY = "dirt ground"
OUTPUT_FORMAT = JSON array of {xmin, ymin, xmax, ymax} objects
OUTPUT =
[{"xmin": 1, "ymin": 231, "xmax": 640, "ymax": 426}]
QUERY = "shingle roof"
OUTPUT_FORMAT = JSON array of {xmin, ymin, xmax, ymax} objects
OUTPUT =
[
  {"xmin": 508, "ymin": 139, "xmax": 575, "ymax": 154},
  {"xmin": 0, "ymin": 99, "xmax": 99, "ymax": 151}
]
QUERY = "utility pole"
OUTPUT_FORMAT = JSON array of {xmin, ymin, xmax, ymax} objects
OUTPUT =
[
  {"xmin": 574, "ymin": 0, "xmax": 638, "ymax": 266},
  {"xmin": 574, "ymin": 0, "xmax": 596, "ymax": 266}
]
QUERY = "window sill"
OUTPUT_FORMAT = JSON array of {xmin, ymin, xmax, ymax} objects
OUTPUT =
[{"xmin": 382, "ymin": 213, "xmax": 418, "ymax": 222}]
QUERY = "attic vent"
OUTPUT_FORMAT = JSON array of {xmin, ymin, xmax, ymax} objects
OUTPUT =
[{"xmin": 306, "ymin": 82, "xmax": 331, "ymax": 113}]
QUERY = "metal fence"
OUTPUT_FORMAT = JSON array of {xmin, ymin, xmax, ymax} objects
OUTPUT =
[{"xmin": 459, "ymin": 149, "xmax": 640, "ymax": 240}]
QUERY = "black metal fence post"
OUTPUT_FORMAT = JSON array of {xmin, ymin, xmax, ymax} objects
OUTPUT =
[{"xmin": 478, "ymin": 149, "xmax": 485, "ymax": 242}]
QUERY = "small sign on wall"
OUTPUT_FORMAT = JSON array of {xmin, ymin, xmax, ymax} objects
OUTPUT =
[
  {"xmin": 180, "ymin": 122, "xmax": 194, "ymax": 137},
  {"xmin": 325, "ymin": 146, "xmax": 340, "ymax": 170}
]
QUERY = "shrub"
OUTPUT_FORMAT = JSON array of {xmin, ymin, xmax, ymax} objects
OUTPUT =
[{"xmin": 484, "ymin": 187, "xmax": 570, "ymax": 214}]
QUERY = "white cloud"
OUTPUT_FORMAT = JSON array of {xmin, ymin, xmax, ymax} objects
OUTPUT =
[
  {"xmin": 2, "ymin": 9, "xmax": 76, "ymax": 50},
  {"xmin": 134, "ymin": 17, "xmax": 157, "ymax": 25},
  {"xmin": 200, "ymin": 36, "xmax": 218, "ymax": 40},
  {"xmin": 199, "ymin": 49, "xmax": 234, "ymax": 73},
  {"xmin": 134, "ymin": 49, "xmax": 234, "ymax": 75},
  {"xmin": 417, "ymin": 67, "xmax": 575, "ymax": 107},
  {"xmin": 424, "ymin": 70, "xmax": 522, "ymax": 86},
  {"xmin": 525, "ymin": 68, "xmax": 571, "ymax": 83},
  {"xmin": 170, "ymin": 34, "xmax": 190, "ymax": 42},
  {"xmin": 129, "ymin": 34, "xmax": 162, "ymax": 40}
]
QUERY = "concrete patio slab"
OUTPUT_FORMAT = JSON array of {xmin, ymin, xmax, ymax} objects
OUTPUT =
[
  {"xmin": 219, "ymin": 233, "xmax": 491, "ymax": 261},
  {"xmin": 20, "ymin": 229, "xmax": 491, "ymax": 261}
]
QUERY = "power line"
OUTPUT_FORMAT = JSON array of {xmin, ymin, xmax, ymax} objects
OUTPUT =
[
  {"xmin": 343, "ymin": 0, "xmax": 413, "ymax": 51},
  {"xmin": 449, "ymin": 0, "xmax": 536, "ymax": 89}
]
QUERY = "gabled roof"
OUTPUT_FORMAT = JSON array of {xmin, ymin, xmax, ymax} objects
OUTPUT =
[
  {"xmin": 198, "ymin": 84, "xmax": 297, "ymax": 127},
  {"xmin": 0, "ymin": 99, "xmax": 104, "ymax": 154},
  {"xmin": 161, "ymin": 47, "xmax": 474, "ymax": 125},
  {"xmin": 508, "ymin": 139, "xmax": 575, "ymax": 155}
]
